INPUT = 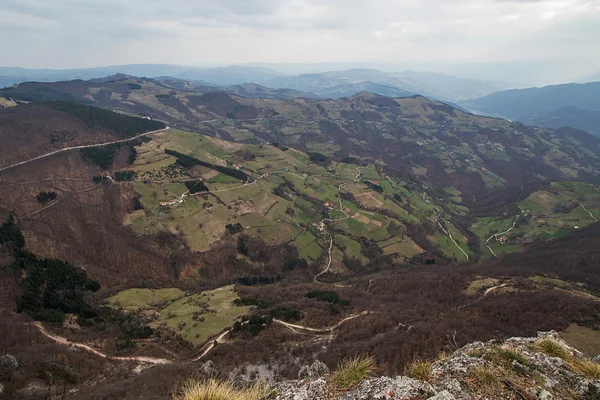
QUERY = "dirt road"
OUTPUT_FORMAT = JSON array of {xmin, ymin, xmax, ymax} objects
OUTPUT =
[{"xmin": 0, "ymin": 127, "xmax": 169, "ymax": 174}]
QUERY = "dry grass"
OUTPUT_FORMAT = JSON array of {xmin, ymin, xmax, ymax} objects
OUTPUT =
[
  {"xmin": 405, "ymin": 360, "xmax": 432, "ymax": 382},
  {"xmin": 534, "ymin": 339, "xmax": 571, "ymax": 361},
  {"xmin": 173, "ymin": 379, "xmax": 270, "ymax": 400},
  {"xmin": 534, "ymin": 338, "xmax": 600, "ymax": 380},
  {"xmin": 573, "ymin": 360, "xmax": 600, "ymax": 380},
  {"xmin": 331, "ymin": 355, "xmax": 376, "ymax": 389},
  {"xmin": 468, "ymin": 367, "xmax": 500, "ymax": 388}
]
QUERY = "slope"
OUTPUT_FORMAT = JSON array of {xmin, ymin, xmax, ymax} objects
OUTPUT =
[{"xmin": 460, "ymin": 81, "xmax": 600, "ymax": 135}]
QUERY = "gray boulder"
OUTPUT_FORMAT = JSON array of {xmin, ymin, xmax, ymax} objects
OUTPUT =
[{"xmin": 298, "ymin": 361, "xmax": 329, "ymax": 381}]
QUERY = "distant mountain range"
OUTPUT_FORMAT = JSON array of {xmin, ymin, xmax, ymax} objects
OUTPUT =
[
  {"xmin": 0, "ymin": 64, "xmax": 519, "ymax": 102},
  {"xmin": 460, "ymin": 81, "xmax": 600, "ymax": 136}
]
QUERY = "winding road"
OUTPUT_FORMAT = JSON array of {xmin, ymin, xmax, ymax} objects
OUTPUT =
[
  {"xmin": 274, "ymin": 311, "xmax": 370, "ymax": 335},
  {"xmin": 33, "ymin": 311, "xmax": 372, "ymax": 366},
  {"xmin": 0, "ymin": 127, "xmax": 169, "ymax": 174}
]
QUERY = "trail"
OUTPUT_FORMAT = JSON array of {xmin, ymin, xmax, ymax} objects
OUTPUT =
[
  {"xmin": 314, "ymin": 182, "xmax": 353, "ymax": 284},
  {"xmin": 484, "ymin": 185, "xmax": 526, "ymax": 258},
  {"xmin": 458, "ymin": 283, "xmax": 511, "ymax": 310},
  {"xmin": 484, "ymin": 210, "xmax": 524, "ymax": 258},
  {"xmin": 20, "ymin": 186, "xmax": 98, "ymax": 219},
  {"xmin": 33, "ymin": 322, "xmax": 170, "ymax": 365},
  {"xmin": 422, "ymin": 191, "xmax": 467, "ymax": 262},
  {"xmin": 431, "ymin": 217, "xmax": 470, "ymax": 263},
  {"xmin": 189, "ymin": 329, "xmax": 232, "ymax": 362},
  {"xmin": 558, "ymin": 191, "xmax": 598, "ymax": 222},
  {"xmin": 33, "ymin": 312, "xmax": 372, "ymax": 366},
  {"xmin": 34, "ymin": 320, "xmax": 234, "ymax": 366},
  {"xmin": 0, "ymin": 177, "xmax": 93, "ymax": 186},
  {"xmin": 483, "ymin": 283, "xmax": 509, "ymax": 296},
  {"xmin": 274, "ymin": 311, "xmax": 371, "ymax": 335},
  {"xmin": 0, "ymin": 127, "xmax": 169, "ymax": 174}
]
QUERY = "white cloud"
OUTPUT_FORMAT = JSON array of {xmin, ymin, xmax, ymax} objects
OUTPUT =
[{"xmin": 0, "ymin": 0, "xmax": 597, "ymax": 75}]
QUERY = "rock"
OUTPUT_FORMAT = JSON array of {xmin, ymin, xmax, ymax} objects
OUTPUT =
[
  {"xmin": 539, "ymin": 389, "xmax": 552, "ymax": 399},
  {"xmin": 434, "ymin": 355, "xmax": 485, "ymax": 375},
  {"xmin": 340, "ymin": 376, "xmax": 433, "ymax": 400},
  {"xmin": 0, "ymin": 355, "xmax": 18, "ymax": 377},
  {"xmin": 199, "ymin": 360, "xmax": 215, "ymax": 376},
  {"xmin": 0, "ymin": 383, "xmax": 5, "ymax": 397},
  {"xmin": 298, "ymin": 360, "xmax": 329, "ymax": 380},
  {"xmin": 429, "ymin": 390, "xmax": 456, "ymax": 400},
  {"xmin": 272, "ymin": 378, "xmax": 327, "ymax": 400}
]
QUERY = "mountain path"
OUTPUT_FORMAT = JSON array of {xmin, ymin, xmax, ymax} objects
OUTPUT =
[{"xmin": 0, "ymin": 127, "xmax": 169, "ymax": 174}]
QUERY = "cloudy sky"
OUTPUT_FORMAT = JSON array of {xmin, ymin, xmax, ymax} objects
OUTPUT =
[{"xmin": 2, "ymin": 0, "xmax": 599, "ymax": 75}]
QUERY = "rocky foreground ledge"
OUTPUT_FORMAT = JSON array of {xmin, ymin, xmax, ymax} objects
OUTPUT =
[{"xmin": 268, "ymin": 331, "xmax": 600, "ymax": 400}]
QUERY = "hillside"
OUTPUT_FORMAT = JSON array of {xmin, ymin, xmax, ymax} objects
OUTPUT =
[
  {"xmin": 0, "ymin": 65, "xmax": 518, "ymax": 101},
  {"xmin": 2, "ymin": 93, "xmax": 600, "ymax": 398},
  {"xmin": 263, "ymin": 68, "xmax": 514, "ymax": 101},
  {"xmin": 461, "ymin": 82, "xmax": 600, "ymax": 135}
]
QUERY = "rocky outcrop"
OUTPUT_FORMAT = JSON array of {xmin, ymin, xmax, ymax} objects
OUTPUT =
[{"xmin": 267, "ymin": 331, "xmax": 600, "ymax": 400}]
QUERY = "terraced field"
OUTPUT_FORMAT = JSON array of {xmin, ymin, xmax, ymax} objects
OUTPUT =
[
  {"xmin": 119, "ymin": 129, "xmax": 496, "ymax": 272},
  {"xmin": 472, "ymin": 181, "xmax": 600, "ymax": 258}
]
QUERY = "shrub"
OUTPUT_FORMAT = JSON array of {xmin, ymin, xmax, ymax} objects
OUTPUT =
[
  {"xmin": 331, "ymin": 355, "xmax": 376, "ymax": 389},
  {"xmin": 405, "ymin": 360, "xmax": 432, "ymax": 382},
  {"xmin": 0, "ymin": 216, "xmax": 24, "ymax": 248},
  {"xmin": 173, "ymin": 378, "xmax": 269, "ymax": 400},
  {"xmin": 185, "ymin": 181, "xmax": 209, "ymax": 194},
  {"xmin": 306, "ymin": 290, "xmax": 349, "ymax": 306},
  {"xmin": 307, "ymin": 152, "xmax": 329, "ymax": 165},
  {"xmin": 225, "ymin": 223, "xmax": 244, "ymax": 234},
  {"xmin": 115, "ymin": 170, "xmax": 137, "ymax": 181},
  {"xmin": 36, "ymin": 191, "xmax": 56, "ymax": 204},
  {"xmin": 535, "ymin": 339, "xmax": 571, "ymax": 360}
]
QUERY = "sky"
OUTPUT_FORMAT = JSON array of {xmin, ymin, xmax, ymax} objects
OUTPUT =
[{"xmin": 1, "ymin": 0, "xmax": 600, "ymax": 79}]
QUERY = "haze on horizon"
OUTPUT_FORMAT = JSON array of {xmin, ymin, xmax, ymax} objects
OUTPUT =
[{"xmin": 2, "ymin": 0, "xmax": 600, "ymax": 84}]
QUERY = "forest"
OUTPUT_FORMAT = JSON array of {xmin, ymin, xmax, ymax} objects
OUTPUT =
[
  {"xmin": 37, "ymin": 101, "xmax": 165, "ymax": 138},
  {"xmin": 165, "ymin": 149, "xmax": 249, "ymax": 181}
]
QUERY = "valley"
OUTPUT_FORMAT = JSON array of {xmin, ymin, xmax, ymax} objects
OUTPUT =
[{"xmin": 2, "ymin": 81, "xmax": 600, "ymax": 399}]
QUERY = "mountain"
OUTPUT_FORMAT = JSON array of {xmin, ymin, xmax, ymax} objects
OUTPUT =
[
  {"xmin": 460, "ymin": 81, "xmax": 600, "ymax": 135},
  {"xmin": 0, "ymin": 64, "xmax": 282, "ymax": 88},
  {"xmin": 264, "ymin": 68, "xmax": 517, "ymax": 101},
  {"xmin": 0, "ymin": 64, "xmax": 520, "ymax": 102},
  {"xmin": 221, "ymin": 83, "xmax": 321, "ymax": 100},
  {"xmin": 525, "ymin": 107, "xmax": 600, "ymax": 136},
  {"xmin": 313, "ymin": 81, "xmax": 414, "ymax": 99},
  {"xmin": 3, "ymin": 78, "xmax": 600, "ymax": 398}
]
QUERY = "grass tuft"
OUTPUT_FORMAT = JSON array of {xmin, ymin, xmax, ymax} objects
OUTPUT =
[
  {"xmin": 468, "ymin": 367, "xmax": 500, "ymax": 388},
  {"xmin": 535, "ymin": 339, "xmax": 571, "ymax": 361},
  {"xmin": 405, "ymin": 360, "xmax": 432, "ymax": 382},
  {"xmin": 173, "ymin": 379, "xmax": 269, "ymax": 400},
  {"xmin": 331, "ymin": 355, "xmax": 376, "ymax": 389},
  {"xmin": 574, "ymin": 360, "xmax": 600, "ymax": 380},
  {"xmin": 497, "ymin": 348, "xmax": 528, "ymax": 366}
]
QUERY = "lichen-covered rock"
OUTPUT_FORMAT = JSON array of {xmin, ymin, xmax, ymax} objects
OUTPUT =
[
  {"xmin": 340, "ymin": 376, "xmax": 432, "ymax": 400},
  {"xmin": 298, "ymin": 361, "xmax": 329, "ymax": 381},
  {"xmin": 265, "ymin": 332, "xmax": 600, "ymax": 400},
  {"xmin": 429, "ymin": 390, "xmax": 457, "ymax": 400},
  {"xmin": 272, "ymin": 378, "xmax": 328, "ymax": 400},
  {"xmin": 199, "ymin": 360, "xmax": 215, "ymax": 376}
]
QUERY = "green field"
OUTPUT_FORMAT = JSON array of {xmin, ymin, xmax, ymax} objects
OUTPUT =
[
  {"xmin": 294, "ymin": 231, "xmax": 323, "ymax": 260},
  {"xmin": 150, "ymin": 285, "xmax": 251, "ymax": 346}
]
